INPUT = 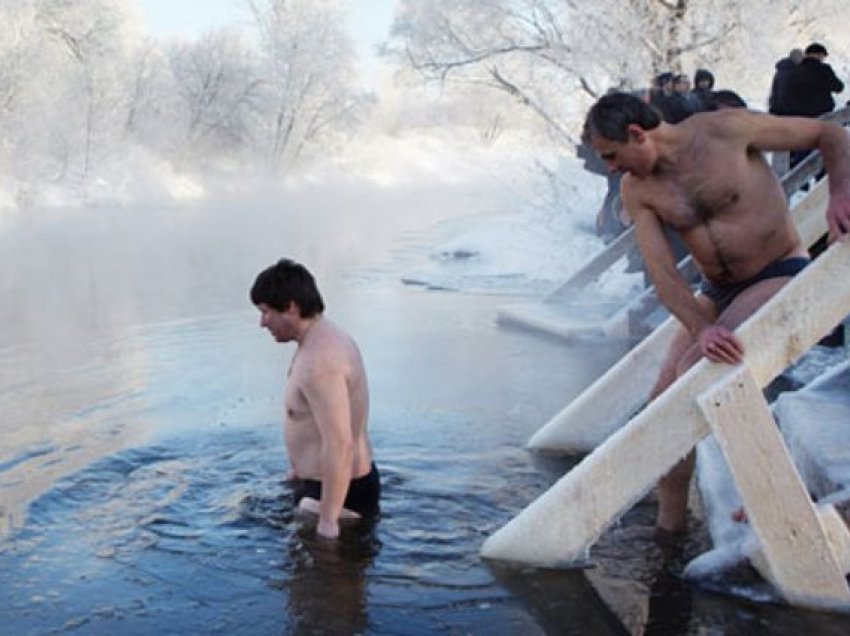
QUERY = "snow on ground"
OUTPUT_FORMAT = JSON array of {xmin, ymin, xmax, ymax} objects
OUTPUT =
[{"xmin": 0, "ymin": 149, "xmax": 205, "ymax": 220}]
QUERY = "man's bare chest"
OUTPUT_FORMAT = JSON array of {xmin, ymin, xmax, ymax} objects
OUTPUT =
[
  {"xmin": 284, "ymin": 377, "xmax": 311, "ymax": 420},
  {"xmin": 642, "ymin": 156, "xmax": 748, "ymax": 230}
]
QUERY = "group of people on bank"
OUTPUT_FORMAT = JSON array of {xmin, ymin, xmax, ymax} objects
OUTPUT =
[
  {"xmin": 647, "ymin": 40, "xmax": 846, "ymax": 126},
  {"xmin": 769, "ymin": 42, "xmax": 846, "ymax": 172},
  {"xmin": 769, "ymin": 43, "xmax": 845, "ymax": 118},
  {"xmin": 649, "ymin": 68, "xmax": 726, "ymax": 123}
]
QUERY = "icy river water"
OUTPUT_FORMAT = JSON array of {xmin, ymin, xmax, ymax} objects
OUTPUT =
[{"xmin": 2, "ymin": 174, "xmax": 850, "ymax": 635}]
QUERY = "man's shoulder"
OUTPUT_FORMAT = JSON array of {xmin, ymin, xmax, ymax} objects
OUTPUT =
[
  {"xmin": 300, "ymin": 326, "xmax": 358, "ymax": 376},
  {"xmin": 802, "ymin": 59, "xmax": 838, "ymax": 78},
  {"xmin": 687, "ymin": 108, "xmax": 740, "ymax": 126},
  {"xmin": 291, "ymin": 353, "xmax": 347, "ymax": 396},
  {"xmin": 821, "ymin": 62, "xmax": 842, "ymax": 81},
  {"xmin": 683, "ymin": 109, "xmax": 754, "ymax": 141},
  {"xmin": 620, "ymin": 173, "xmax": 657, "ymax": 209}
]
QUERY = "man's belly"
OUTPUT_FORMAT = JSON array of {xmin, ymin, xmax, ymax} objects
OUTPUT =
[{"xmin": 285, "ymin": 432, "xmax": 373, "ymax": 481}]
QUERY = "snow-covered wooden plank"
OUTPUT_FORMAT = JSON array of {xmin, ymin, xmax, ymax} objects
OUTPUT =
[
  {"xmin": 818, "ymin": 504, "xmax": 850, "ymax": 575},
  {"xmin": 527, "ymin": 317, "xmax": 677, "ymax": 451},
  {"xmin": 697, "ymin": 367, "xmax": 850, "ymax": 610},
  {"xmin": 749, "ymin": 503, "xmax": 850, "ymax": 582},
  {"xmin": 546, "ymin": 227, "xmax": 636, "ymax": 301},
  {"xmin": 497, "ymin": 299, "xmax": 621, "ymax": 340}
]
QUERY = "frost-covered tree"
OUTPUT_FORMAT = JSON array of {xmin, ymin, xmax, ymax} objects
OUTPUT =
[
  {"xmin": 167, "ymin": 29, "xmax": 262, "ymax": 166},
  {"xmin": 389, "ymin": 0, "xmax": 850, "ymax": 142},
  {"xmin": 35, "ymin": 0, "xmax": 140, "ymax": 179},
  {"xmin": 0, "ymin": 4, "xmax": 42, "ymax": 179},
  {"xmin": 0, "ymin": 5, "xmax": 34, "ymax": 121},
  {"xmin": 124, "ymin": 40, "xmax": 168, "ymax": 138},
  {"xmin": 0, "ymin": 0, "xmax": 143, "ymax": 186},
  {"xmin": 246, "ymin": 0, "xmax": 363, "ymax": 171},
  {"xmin": 0, "ymin": 0, "xmax": 386, "ymax": 202}
]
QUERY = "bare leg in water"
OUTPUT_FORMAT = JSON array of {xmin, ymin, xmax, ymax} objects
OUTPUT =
[{"xmin": 652, "ymin": 277, "xmax": 794, "ymax": 535}]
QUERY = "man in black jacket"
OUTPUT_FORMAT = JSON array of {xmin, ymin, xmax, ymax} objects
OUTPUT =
[
  {"xmin": 768, "ymin": 48, "xmax": 803, "ymax": 115},
  {"xmin": 783, "ymin": 43, "xmax": 844, "ymax": 118}
]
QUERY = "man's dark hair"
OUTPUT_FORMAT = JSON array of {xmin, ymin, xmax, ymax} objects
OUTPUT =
[
  {"xmin": 250, "ymin": 258, "xmax": 325, "ymax": 317},
  {"xmin": 583, "ymin": 92, "xmax": 662, "ymax": 144},
  {"xmin": 805, "ymin": 42, "xmax": 828, "ymax": 56},
  {"xmin": 655, "ymin": 72, "xmax": 674, "ymax": 87}
]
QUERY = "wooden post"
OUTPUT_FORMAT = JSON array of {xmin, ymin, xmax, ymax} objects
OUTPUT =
[{"xmin": 697, "ymin": 367, "xmax": 850, "ymax": 610}]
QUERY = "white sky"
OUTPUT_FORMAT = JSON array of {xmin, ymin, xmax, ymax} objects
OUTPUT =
[
  {"xmin": 135, "ymin": 0, "xmax": 243, "ymax": 37},
  {"xmin": 135, "ymin": 0, "xmax": 397, "ymax": 57}
]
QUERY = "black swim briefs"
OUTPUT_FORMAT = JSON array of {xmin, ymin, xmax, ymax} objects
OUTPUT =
[
  {"xmin": 292, "ymin": 463, "xmax": 381, "ymax": 517},
  {"xmin": 700, "ymin": 256, "xmax": 810, "ymax": 313}
]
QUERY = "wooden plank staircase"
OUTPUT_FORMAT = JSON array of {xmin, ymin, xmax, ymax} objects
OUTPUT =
[{"xmin": 482, "ymin": 226, "xmax": 850, "ymax": 610}]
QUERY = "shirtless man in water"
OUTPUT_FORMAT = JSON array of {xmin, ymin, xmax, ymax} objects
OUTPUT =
[
  {"xmin": 584, "ymin": 92, "xmax": 850, "ymax": 535},
  {"xmin": 251, "ymin": 259, "xmax": 379, "ymax": 539}
]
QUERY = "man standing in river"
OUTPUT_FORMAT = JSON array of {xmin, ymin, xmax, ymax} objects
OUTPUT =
[
  {"xmin": 251, "ymin": 258, "xmax": 380, "ymax": 539},
  {"xmin": 583, "ymin": 92, "xmax": 850, "ymax": 535}
]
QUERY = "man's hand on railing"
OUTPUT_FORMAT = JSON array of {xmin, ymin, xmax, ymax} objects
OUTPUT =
[{"xmin": 827, "ymin": 189, "xmax": 850, "ymax": 242}]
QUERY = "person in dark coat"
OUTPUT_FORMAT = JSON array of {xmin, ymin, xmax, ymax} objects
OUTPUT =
[
  {"xmin": 671, "ymin": 73, "xmax": 700, "ymax": 119},
  {"xmin": 768, "ymin": 48, "xmax": 803, "ymax": 115},
  {"xmin": 782, "ymin": 43, "xmax": 845, "ymax": 169},
  {"xmin": 649, "ymin": 72, "xmax": 674, "ymax": 115},
  {"xmin": 782, "ymin": 43, "xmax": 844, "ymax": 117},
  {"xmin": 652, "ymin": 72, "xmax": 694, "ymax": 124},
  {"xmin": 692, "ymin": 69, "xmax": 715, "ymax": 111}
]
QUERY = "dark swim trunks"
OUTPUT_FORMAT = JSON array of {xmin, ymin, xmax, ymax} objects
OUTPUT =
[
  {"xmin": 293, "ymin": 463, "xmax": 381, "ymax": 517},
  {"xmin": 700, "ymin": 256, "xmax": 810, "ymax": 313}
]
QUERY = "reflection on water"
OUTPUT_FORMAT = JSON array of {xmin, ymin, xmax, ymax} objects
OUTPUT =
[
  {"xmin": 284, "ymin": 521, "xmax": 379, "ymax": 635},
  {"xmin": 241, "ymin": 475, "xmax": 381, "ymax": 635},
  {"xmin": 4, "ymin": 183, "xmax": 850, "ymax": 634},
  {"xmin": 0, "ymin": 332, "xmax": 152, "ymax": 539}
]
